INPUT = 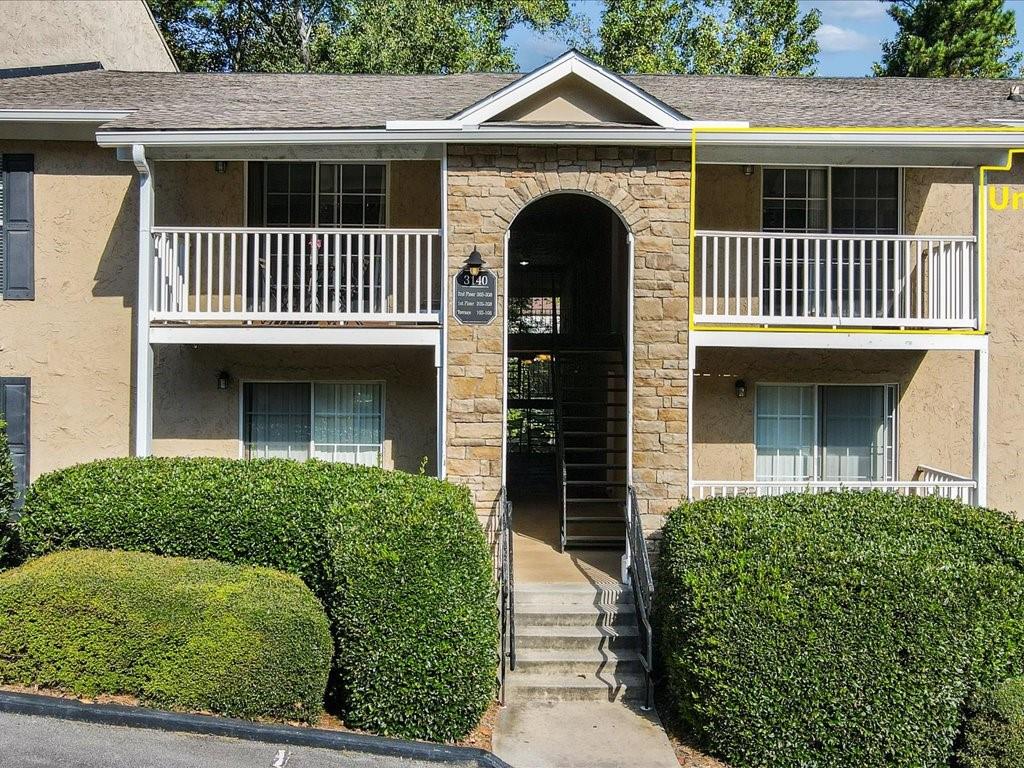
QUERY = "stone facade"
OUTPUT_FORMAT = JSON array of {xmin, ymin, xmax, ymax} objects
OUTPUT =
[{"xmin": 445, "ymin": 145, "xmax": 691, "ymax": 532}]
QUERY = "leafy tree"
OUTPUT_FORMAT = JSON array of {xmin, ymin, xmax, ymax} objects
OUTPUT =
[
  {"xmin": 148, "ymin": 0, "xmax": 574, "ymax": 73},
  {"xmin": 592, "ymin": 0, "xmax": 691, "ymax": 74},
  {"xmin": 689, "ymin": 0, "xmax": 821, "ymax": 76},
  {"xmin": 594, "ymin": 0, "xmax": 820, "ymax": 75},
  {"xmin": 874, "ymin": 0, "xmax": 1021, "ymax": 78}
]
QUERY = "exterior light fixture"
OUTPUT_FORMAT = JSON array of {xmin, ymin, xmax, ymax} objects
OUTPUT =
[
  {"xmin": 735, "ymin": 379, "xmax": 747, "ymax": 398},
  {"xmin": 217, "ymin": 371, "xmax": 231, "ymax": 390},
  {"xmin": 743, "ymin": 165, "xmax": 754, "ymax": 177},
  {"xmin": 465, "ymin": 247, "xmax": 485, "ymax": 277},
  {"xmin": 214, "ymin": 161, "xmax": 228, "ymax": 174}
]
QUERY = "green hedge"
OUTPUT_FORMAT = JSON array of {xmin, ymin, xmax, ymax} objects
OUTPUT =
[
  {"xmin": 657, "ymin": 492, "xmax": 1024, "ymax": 768},
  {"xmin": 0, "ymin": 549, "xmax": 332, "ymax": 721},
  {"xmin": 957, "ymin": 677, "xmax": 1024, "ymax": 768},
  {"xmin": 16, "ymin": 457, "xmax": 497, "ymax": 741},
  {"xmin": 0, "ymin": 418, "xmax": 13, "ymax": 520}
]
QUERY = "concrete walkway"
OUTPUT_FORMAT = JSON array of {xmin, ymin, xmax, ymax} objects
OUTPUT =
[
  {"xmin": 493, "ymin": 701, "xmax": 677, "ymax": 768},
  {"xmin": 495, "ymin": 487, "xmax": 678, "ymax": 768}
]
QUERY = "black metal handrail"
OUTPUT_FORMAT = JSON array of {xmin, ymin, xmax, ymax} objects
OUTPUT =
[
  {"xmin": 625, "ymin": 485, "xmax": 654, "ymax": 709},
  {"xmin": 498, "ymin": 486, "xmax": 516, "ymax": 705},
  {"xmin": 553, "ymin": 357, "xmax": 567, "ymax": 552}
]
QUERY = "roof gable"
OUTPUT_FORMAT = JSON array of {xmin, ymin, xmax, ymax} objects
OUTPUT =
[{"xmin": 452, "ymin": 50, "xmax": 688, "ymax": 128}]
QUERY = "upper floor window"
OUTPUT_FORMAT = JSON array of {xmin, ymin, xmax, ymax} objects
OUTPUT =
[
  {"xmin": 257, "ymin": 162, "xmax": 387, "ymax": 228},
  {"xmin": 762, "ymin": 167, "xmax": 900, "ymax": 234}
]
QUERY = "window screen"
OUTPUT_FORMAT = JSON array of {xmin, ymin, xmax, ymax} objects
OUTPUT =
[{"xmin": 243, "ymin": 381, "xmax": 384, "ymax": 467}]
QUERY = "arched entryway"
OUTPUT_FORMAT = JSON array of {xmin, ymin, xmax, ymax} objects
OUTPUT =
[{"xmin": 504, "ymin": 192, "xmax": 632, "ymax": 552}]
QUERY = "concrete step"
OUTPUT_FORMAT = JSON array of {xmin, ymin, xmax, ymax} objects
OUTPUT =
[
  {"xmin": 514, "ymin": 584, "xmax": 631, "ymax": 608},
  {"xmin": 513, "ymin": 648, "xmax": 644, "ymax": 675},
  {"xmin": 516, "ymin": 604, "xmax": 636, "ymax": 628},
  {"xmin": 506, "ymin": 671, "xmax": 646, "ymax": 702},
  {"xmin": 516, "ymin": 624, "xmax": 639, "ymax": 651}
]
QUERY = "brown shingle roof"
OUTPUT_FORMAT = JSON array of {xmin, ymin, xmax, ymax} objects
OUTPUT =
[{"xmin": 1, "ymin": 67, "xmax": 1023, "ymax": 130}]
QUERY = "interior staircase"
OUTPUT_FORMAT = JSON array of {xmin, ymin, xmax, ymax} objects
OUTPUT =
[
  {"xmin": 557, "ymin": 346, "xmax": 628, "ymax": 549},
  {"xmin": 508, "ymin": 582, "xmax": 645, "ymax": 703}
]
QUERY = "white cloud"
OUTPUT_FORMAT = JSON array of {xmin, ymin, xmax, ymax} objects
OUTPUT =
[
  {"xmin": 816, "ymin": 23, "xmax": 876, "ymax": 53},
  {"xmin": 814, "ymin": 0, "xmax": 888, "ymax": 21}
]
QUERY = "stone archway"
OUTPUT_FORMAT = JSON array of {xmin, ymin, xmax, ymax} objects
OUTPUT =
[{"xmin": 445, "ymin": 145, "xmax": 691, "ymax": 534}]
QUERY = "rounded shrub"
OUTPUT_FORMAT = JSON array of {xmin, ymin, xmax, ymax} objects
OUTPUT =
[
  {"xmin": 16, "ymin": 457, "xmax": 497, "ymax": 740},
  {"xmin": 0, "ymin": 549, "xmax": 332, "ymax": 721},
  {"xmin": 657, "ymin": 492, "xmax": 1024, "ymax": 768},
  {"xmin": 331, "ymin": 473, "xmax": 497, "ymax": 741},
  {"xmin": 957, "ymin": 676, "xmax": 1024, "ymax": 768}
]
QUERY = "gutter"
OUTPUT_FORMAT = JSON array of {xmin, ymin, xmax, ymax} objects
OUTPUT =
[
  {"xmin": 0, "ymin": 691, "xmax": 511, "ymax": 768},
  {"xmin": 95, "ymin": 125, "xmax": 1024, "ymax": 150}
]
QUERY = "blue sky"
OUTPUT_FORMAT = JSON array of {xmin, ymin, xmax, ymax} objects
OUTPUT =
[{"xmin": 508, "ymin": 0, "xmax": 1024, "ymax": 76}]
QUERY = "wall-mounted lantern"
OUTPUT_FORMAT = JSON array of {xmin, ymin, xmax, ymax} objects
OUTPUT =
[
  {"xmin": 735, "ymin": 379, "xmax": 747, "ymax": 398},
  {"xmin": 217, "ymin": 370, "xmax": 231, "ymax": 390},
  {"xmin": 465, "ymin": 247, "xmax": 485, "ymax": 277}
]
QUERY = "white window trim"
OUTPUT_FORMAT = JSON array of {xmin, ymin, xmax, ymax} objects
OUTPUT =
[
  {"xmin": 238, "ymin": 379, "xmax": 386, "ymax": 467},
  {"xmin": 760, "ymin": 166, "xmax": 905, "ymax": 235},
  {"xmin": 753, "ymin": 381, "xmax": 900, "ymax": 483},
  {"xmin": 245, "ymin": 160, "xmax": 390, "ymax": 228}
]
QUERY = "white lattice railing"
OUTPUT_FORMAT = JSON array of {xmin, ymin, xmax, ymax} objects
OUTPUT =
[
  {"xmin": 692, "ymin": 470, "xmax": 977, "ymax": 505},
  {"xmin": 694, "ymin": 231, "xmax": 979, "ymax": 330},
  {"xmin": 150, "ymin": 227, "xmax": 442, "ymax": 324}
]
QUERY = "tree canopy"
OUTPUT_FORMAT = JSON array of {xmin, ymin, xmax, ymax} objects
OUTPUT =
[
  {"xmin": 147, "ymin": 0, "xmax": 574, "ymax": 73},
  {"xmin": 593, "ymin": 0, "xmax": 821, "ymax": 75},
  {"xmin": 874, "ymin": 0, "xmax": 1021, "ymax": 78}
]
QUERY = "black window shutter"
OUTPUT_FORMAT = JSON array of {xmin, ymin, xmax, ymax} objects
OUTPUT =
[
  {"xmin": 3, "ymin": 154, "xmax": 34, "ymax": 300},
  {"xmin": 0, "ymin": 377, "xmax": 30, "ymax": 514},
  {"xmin": 247, "ymin": 161, "xmax": 265, "ymax": 226}
]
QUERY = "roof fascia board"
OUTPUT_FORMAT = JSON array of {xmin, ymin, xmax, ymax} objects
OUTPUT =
[
  {"xmin": 0, "ymin": 109, "xmax": 133, "ymax": 123},
  {"xmin": 98, "ymin": 126, "xmax": 1024, "ymax": 149},
  {"xmin": 698, "ymin": 129, "xmax": 1024, "ymax": 147},
  {"xmin": 452, "ymin": 51, "xmax": 688, "ymax": 128}
]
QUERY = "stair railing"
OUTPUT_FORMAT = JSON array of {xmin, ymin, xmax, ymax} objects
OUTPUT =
[
  {"xmin": 498, "ymin": 485, "xmax": 516, "ymax": 704},
  {"xmin": 553, "ymin": 357, "xmax": 568, "ymax": 552},
  {"xmin": 625, "ymin": 485, "xmax": 654, "ymax": 710}
]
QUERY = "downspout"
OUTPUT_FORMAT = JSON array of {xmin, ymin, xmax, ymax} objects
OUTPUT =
[{"xmin": 131, "ymin": 144, "xmax": 154, "ymax": 457}]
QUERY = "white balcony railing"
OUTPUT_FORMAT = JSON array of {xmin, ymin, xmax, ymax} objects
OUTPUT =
[
  {"xmin": 694, "ymin": 231, "xmax": 979, "ymax": 330},
  {"xmin": 692, "ymin": 468, "xmax": 977, "ymax": 505},
  {"xmin": 150, "ymin": 227, "xmax": 442, "ymax": 324}
]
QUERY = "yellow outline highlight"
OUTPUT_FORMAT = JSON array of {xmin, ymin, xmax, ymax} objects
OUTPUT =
[{"xmin": 687, "ymin": 125, "xmax": 1024, "ymax": 337}]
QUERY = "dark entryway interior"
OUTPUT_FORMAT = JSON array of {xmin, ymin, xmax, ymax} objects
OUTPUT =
[{"xmin": 506, "ymin": 193, "xmax": 630, "ymax": 550}]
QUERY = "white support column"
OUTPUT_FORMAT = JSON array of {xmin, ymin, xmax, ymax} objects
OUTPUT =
[
  {"xmin": 131, "ymin": 144, "xmax": 154, "ymax": 457},
  {"xmin": 626, "ymin": 232, "xmax": 635, "ymax": 486},
  {"xmin": 438, "ymin": 144, "xmax": 449, "ymax": 479},
  {"xmin": 974, "ymin": 342, "xmax": 989, "ymax": 506},
  {"xmin": 687, "ymin": 334, "xmax": 696, "ymax": 501}
]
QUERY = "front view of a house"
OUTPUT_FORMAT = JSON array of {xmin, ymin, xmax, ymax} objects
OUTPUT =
[{"xmin": 1, "ymin": 51, "xmax": 1022, "ymax": 551}]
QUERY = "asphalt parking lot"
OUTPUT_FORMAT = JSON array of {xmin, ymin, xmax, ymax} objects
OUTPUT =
[{"xmin": 0, "ymin": 711, "xmax": 476, "ymax": 768}]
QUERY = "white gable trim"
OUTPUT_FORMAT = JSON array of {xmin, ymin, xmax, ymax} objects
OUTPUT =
[{"xmin": 451, "ymin": 50, "xmax": 689, "ymax": 129}]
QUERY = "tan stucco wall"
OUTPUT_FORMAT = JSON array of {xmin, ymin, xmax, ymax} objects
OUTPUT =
[
  {"xmin": 693, "ymin": 348, "xmax": 974, "ymax": 482},
  {"xmin": 0, "ymin": 1, "xmax": 176, "ymax": 72},
  {"xmin": 493, "ymin": 75, "xmax": 655, "ymax": 125},
  {"xmin": 0, "ymin": 140, "xmax": 137, "ymax": 479},
  {"xmin": 152, "ymin": 345, "xmax": 437, "ymax": 474},
  {"xmin": 903, "ymin": 167, "xmax": 974, "ymax": 235},
  {"xmin": 695, "ymin": 164, "xmax": 761, "ymax": 231},
  {"xmin": 154, "ymin": 161, "xmax": 245, "ymax": 228},
  {"xmin": 389, "ymin": 161, "xmax": 441, "ymax": 228},
  {"xmin": 982, "ymin": 157, "xmax": 1024, "ymax": 512}
]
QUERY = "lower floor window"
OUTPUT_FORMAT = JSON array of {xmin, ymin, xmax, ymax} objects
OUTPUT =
[
  {"xmin": 755, "ymin": 383, "xmax": 897, "ymax": 483},
  {"xmin": 243, "ymin": 381, "xmax": 383, "ymax": 466}
]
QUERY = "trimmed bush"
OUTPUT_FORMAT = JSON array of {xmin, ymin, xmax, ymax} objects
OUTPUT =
[
  {"xmin": 0, "ymin": 549, "xmax": 332, "ymax": 721},
  {"xmin": 957, "ymin": 677, "xmax": 1024, "ymax": 768},
  {"xmin": 17, "ymin": 457, "xmax": 497, "ymax": 741},
  {"xmin": 331, "ymin": 477, "xmax": 497, "ymax": 740},
  {"xmin": 657, "ymin": 492, "xmax": 1024, "ymax": 768}
]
